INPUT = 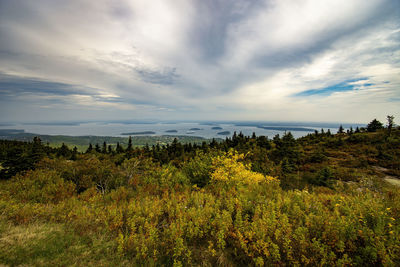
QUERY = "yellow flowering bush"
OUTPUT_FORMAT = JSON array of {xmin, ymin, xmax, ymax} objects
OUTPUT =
[{"xmin": 211, "ymin": 151, "xmax": 276, "ymax": 186}]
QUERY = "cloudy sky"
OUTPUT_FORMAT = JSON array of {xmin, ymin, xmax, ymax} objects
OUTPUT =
[{"xmin": 0, "ymin": 0, "xmax": 399, "ymax": 123}]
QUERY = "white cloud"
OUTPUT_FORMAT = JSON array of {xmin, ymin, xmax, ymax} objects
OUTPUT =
[{"xmin": 0, "ymin": 0, "xmax": 399, "ymax": 122}]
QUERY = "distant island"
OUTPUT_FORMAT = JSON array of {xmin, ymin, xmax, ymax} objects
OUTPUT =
[
  {"xmin": 121, "ymin": 131, "xmax": 156, "ymax": 135},
  {"xmin": 211, "ymin": 126, "xmax": 223, "ymax": 130},
  {"xmin": 189, "ymin": 128, "xmax": 202, "ymax": 131},
  {"xmin": 165, "ymin": 130, "xmax": 178, "ymax": 133},
  {"xmin": 257, "ymin": 126, "xmax": 315, "ymax": 132},
  {"xmin": 0, "ymin": 129, "xmax": 25, "ymax": 135},
  {"xmin": 217, "ymin": 131, "xmax": 231, "ymax": 135}
]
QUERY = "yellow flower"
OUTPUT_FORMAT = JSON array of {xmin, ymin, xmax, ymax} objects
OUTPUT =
[{"xmin": 211, "ymin": 151, "xmax": 275, "ymax": 185}]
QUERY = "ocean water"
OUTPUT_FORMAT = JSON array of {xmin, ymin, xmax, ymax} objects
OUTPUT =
[{"xmin": 0, "ymin": 121, "xmax": 355, "ymax": 139}]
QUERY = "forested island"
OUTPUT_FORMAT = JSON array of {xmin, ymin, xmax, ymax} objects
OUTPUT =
[
  {"xmin": 121, "ymin": 131, "xmax": 156, "ymax": 135},
  {"xmin": 0, "ymin": 118, "xmax": 399, "ymax": 266},
  {"xmin": 218, "ymin": 131, "xmax": 231, "ymax": 135}
]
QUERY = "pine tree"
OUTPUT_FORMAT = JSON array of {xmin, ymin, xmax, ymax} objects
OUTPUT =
[
  {"xmin": 338, "ymin": 125, "xmax": 344, "ymax": 134},
  {"xmin": 57, "ymin": 143, "xmax": 71, "ymax": 157},
  {"xmin": 71, "ymin": 146, "xmax": 78, "ymax": 160},
  {"xmin": 367, "ymin": 119, "xmax": 384, "ymax": 132},
  {"xmin": 127, "ymin": 136, "xmax": 133, "ymax": 151},
  {"xmin": 31, "ymin": 136, "xmax": 45, "ymax": 163},
  {"xmin": 102, "ymin": 141, "xmax": 107, "ymax": 153},
  {"xmin": 95, "ymin": 143, "xmax": 101, "ymax": 153},
  {"xmin": 116, "ymin": 142, "xmax": 123, "ymax": 153},
  {"xmin": 387, "ymin": 115, "xmax": 394, "ymax": 136},
  {"xmin": 86, "ymin": 143, "xmax": 93, "ymax": 153}
]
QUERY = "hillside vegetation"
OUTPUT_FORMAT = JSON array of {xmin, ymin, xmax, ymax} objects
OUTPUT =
[{"xmin": 0, "ymin": 120, "xmax": 399, "ymax": 266}]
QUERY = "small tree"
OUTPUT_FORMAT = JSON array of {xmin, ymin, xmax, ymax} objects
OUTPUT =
[
  {"xmin": 338, "ymin": 125, "xmax": 344, "ymax": 134},
  {"xmin": 86, "ymin": 143, "xmax": 93, "ymax": 153},
  {"xmin": 102, "ymin": 141, "xmax": 107, "ymax": 154},
  {"xmin": 95, "ymin": 143, "xmax": 101, "ymax": 153},
  {"xmin": 387, "ymin": 115, "xmax": 394, "ymax": 136},
  {"xmin": 127, "ymin": 136, "xmax": 133, "ymax": 151},
  {"xmin": 116, "ymin": 142, "xmax": 124, "ymax": 153},
  {"xmin": 71, "ymin": 146, "xmax": 78, "ymax": 160},
  {"xmin": 367, "ymin": 119, "xmax": 384, "ymax": 132}
]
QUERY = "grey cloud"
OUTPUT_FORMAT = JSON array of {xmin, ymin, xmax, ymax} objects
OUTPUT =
[
  {"xmin": 189, "ymin": 0, "xmax": 264, "ymax": 62},
  {"xmin": 0, "ymin": 73, "xmax": 89, "ymax": 97},
  {"xmin": 135, "ymin": 67, "xmax": 179, "ymax": 85},
  {"xmin": 0, "ymin": 73, "xmax": 124, "ymax": 103},
  {"xmin": 252, "ymin": 1, "xmax": 400, "ymax": 69}
]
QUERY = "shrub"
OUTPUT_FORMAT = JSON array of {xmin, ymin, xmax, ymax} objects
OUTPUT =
[{"xmin": 2, "ymin": 169, "xmax": 75, "ymax": 204}]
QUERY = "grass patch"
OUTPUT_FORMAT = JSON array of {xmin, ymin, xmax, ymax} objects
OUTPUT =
[{"xmin": 0, "ymin": 219, "xmax": 128, "ymax": 267}]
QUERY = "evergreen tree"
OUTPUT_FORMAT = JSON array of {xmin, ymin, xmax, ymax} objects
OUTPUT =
[
  {"xmin": 367, "ymin": 119, "xmax": 384, "ymax": 132},
  {"xmin": 127, "ymin": 136, "xmax": 133, "ymax": 151},
  {"xmin": 95, "ymin": 143, "xmax": 101, "ymax": 153},
  {"xmin": 71, "ymin": 146, "xmax": 78, "ymax": 160},
  {"xmin": 355, "ymin": 127, "xmax": 360, "ymax": 133},
  {"xmin": 116, "ymin": 142, "xmax": 124, "ymax": 153},
  {"xmin": 338, "ymin": 125, "xmax": 344, "ymax": 134},
  {"xmin": 86, "ymin": 143, "xmax": 93, "ymax": 153},
  {"xmin": 57, "ymin": 143, "xmax": 71, "ymax": 158},
  {"xmin": 387, "ymin": 115, "xmax": 394, "ymax": 136},
  {"xmin": 102, "ymin": 141, "xmax": 107, "ymax": 154},
  {"xmin": 31, "ymin": 136, "xmax": 45, "ymax": 163}
]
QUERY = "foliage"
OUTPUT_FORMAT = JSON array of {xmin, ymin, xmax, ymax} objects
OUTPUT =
[
  {"xmin": 1, "ymin": 119, "xmax": 400, "ymax": 265},
  {"xmin": 367, "ymin": 119, "xmax": 384, "ymax": 132},
  {"xmin": 210, "ymin": 151, "xmax": 275, "ymax": 187}
]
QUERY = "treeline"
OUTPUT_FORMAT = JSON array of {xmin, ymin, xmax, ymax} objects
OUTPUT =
[{"xmin": 1, "ymin": 118, "xmax": 399, "ymax": 187}]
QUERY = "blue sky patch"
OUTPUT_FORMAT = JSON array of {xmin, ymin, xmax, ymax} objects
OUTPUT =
[{"xmin": 293, "ymin": 78, "xmax": 370, "ymax": 97}]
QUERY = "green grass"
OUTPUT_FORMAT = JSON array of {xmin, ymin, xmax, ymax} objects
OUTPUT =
[{"xmin": 0, "ymin": 219, "xmax": 129, "ymax": 267}]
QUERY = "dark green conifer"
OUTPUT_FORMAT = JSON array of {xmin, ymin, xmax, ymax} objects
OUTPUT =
[{"xmin": 86, "ymin": 143, "xmax": 93, "ymax": 153}]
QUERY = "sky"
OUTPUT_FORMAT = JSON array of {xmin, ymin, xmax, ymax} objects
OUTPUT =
[{"xmin": 0, "ymin": 0, "xmax": 399, "ymax": 124}]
